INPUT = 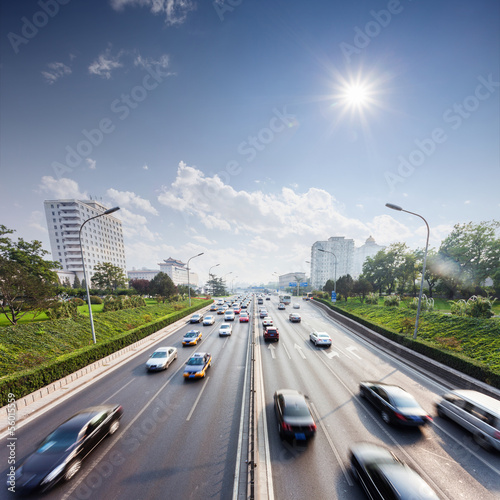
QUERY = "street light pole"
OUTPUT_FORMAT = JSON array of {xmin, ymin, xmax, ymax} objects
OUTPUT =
[
  {"xmin": 208, "ymin": 263, "xmax": 220, "ymax": 296},
  {"xmin": 187, "ymin": 252, "xmax": 204, "ymax": 307},
  {"xmin": 318, "ymin": 248, "xmax": 337, "ymax": 294},
  {"xmin": 78, "ymin": 206, "xmax": 120, "ymax": 344},
  {"xmin": 231, "ymin": 276, "xmax": 238, "ymax": 294},
  {"xmin": 386, "ymin": 203, "xmax": 430, "ymax": 340}
]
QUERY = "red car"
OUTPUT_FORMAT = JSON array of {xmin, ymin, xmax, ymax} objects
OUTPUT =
[
  {"xmin": 233, "ymin": 306, "xmax": 241, "ymax": 314},
  {"xmin": 239, "ymin": 312, "xmax": 249, "ymax": 323}
]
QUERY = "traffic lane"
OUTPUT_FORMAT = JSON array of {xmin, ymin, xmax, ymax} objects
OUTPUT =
[
  {"xmin": 39, "ymin": 316, "xmax": 250, "ymax": 499},
  {"xmin": 274, "ymin": 306, "xmax": 500, "ymax": 499}
]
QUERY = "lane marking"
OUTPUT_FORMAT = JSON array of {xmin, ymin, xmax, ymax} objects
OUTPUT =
[
  {"xmin": 268, "ymin": 343, "xmax": 276, "ymax": 359},
  {"xmin": 282, "ymin": 343, "xmax": 292, "ymax": 360},
  {"xmin": 186, "ymin": 376, "xmax": 211, "ymax": 422},
  {"xmin": 294, "ymin": 343, "xmax": 306, "ymax": 359},
  {"xmin": 323, "ymin": 350, "xmax": 339, "ymax": 359},
  {"xmin": 346, "ymin": 346, "xmax": 362, "ymax": 359}
]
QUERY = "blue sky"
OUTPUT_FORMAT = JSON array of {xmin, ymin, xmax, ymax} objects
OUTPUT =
[{"xmin": 1, "ymin": 0, "xmax": 499, "ymax": 286}]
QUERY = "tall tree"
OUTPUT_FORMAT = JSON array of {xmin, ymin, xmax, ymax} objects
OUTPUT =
[
  {"xmin": 72, "ymin": 274, "xmax": 81, "ymax": 289},
  {"xmin": 129, "ymin": 279, "xmax": 150, "ymax": 296},
  {"xmin": 91, "ymin": 262, "xmax": 127, "ymax": 290},
  {"xmin": 0, "ymin": 225, "xmax": 60, "ymax": 325},
  {"xmin": 149, "ymin": 272, "xmax": 176, "ymax": 298},
  {"xmin": 352, "ymin": 278, "xmax": 373, "ymax": 302},
  {"xmin": 323, "ymin": 279, "xmax": 335, "ymax": 293},
  {"xmin": 336, "ymin": 274, "xmax": 354, "ymax": 301}
]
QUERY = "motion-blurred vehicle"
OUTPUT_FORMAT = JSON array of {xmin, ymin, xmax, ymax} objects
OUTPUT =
[
  {"xmin": 359, "ymin": 382, "xmax": 432, "ymax": 427},
  {"xmin": 259, "ymin": 309, "xmax": 268, "ymax": 318},
  {"xmin": 232, "ymin": 305, "xmax": 241, "ymax": 314},
  {"xmin": 264, "ymin": 326, "xmax": 279, "ymax": 342},
  {"xmin": 289, "ymin": 313, "xmax": 301, "ymax": 323},
  {"xmin": 274, "ymin": 389, "xmax": 316, "ymax": 442},
  {"xmin": 219, "ymin": 323, "xmax": 232, "ymax": 336},
  {"xmin": 209, "ymin": 303, "xmax": 218, "ymax": 311},
  {"xmin": 13, "ymin": 405, "xmax": 123, "ymax": 493},
  {"xmin": 182, "ymin": 330, "xmax": 202, "ymax": 346},
  {"xmin": 262, "ymin": 316, "xmax": 273, "ymax": 327},
  {"xmin": 239, "ymin": 312, "xmax": 249, "ymax": 323},
  {"xmin": 203, "ymin": 315, "xmax": 215, "ymax": 326},
  {"xmin": 189, "ymin": 313, "xmax": 204, "ymax": 323},
  {"xmin": 309, "ymin": 331, "xmax": 331, "ymax": 346},
  {"xmin": 146, "ymin": 347, "xmax": 178, "ymax": 371},
  {"xmin": 224, "ymin": 310, "xmax": 235, "ymax": 321},
  {"xmin": 293, "ymin": 303, "xmax": 300, "ymax": 309},
  {"xmin": 436, "ymin": 389, "xmax": 500, "ymax": 450},
  {"xmin": 217, "ymin": 306, "xmax": 226, "ymax": 314},
  {"xmin": 350, "ymin": 442, "xmax": 439, "ymax": 499},
  {"xmin": 278, "ymin": 303, "xmax": 286, "ymax": 310},
  {"xmin": 183, "ymin": 352, "xmax": 212, "ymax": 379}
]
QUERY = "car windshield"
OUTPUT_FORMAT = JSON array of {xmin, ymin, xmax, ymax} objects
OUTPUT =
[
  {"xmin": 187, "ymin": 357, "xmax": 204, "ymax": 366},
  {"xmin": 185, "ymin": 332, "xmax": 198, "ymax": 338},
  {"xmin": 151, "ymin": 351, "xmax": 167, "ymax": 358},
  {"xmin": 284, "ymin": 403, "xmax": 311, "ymax": 417},
  {"xmin": 37, "ymin": 428, "xmax": 80, "ymax": 453},
  {"xmin": 391, "ymin": 392, "xmax": 420, "ymax": 408},
  {"xmin": 221, "ymin": 325, "xmax": 230, "ymax": 329}
]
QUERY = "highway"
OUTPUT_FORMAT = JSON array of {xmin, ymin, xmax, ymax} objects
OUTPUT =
[{"xmin": 2, "ymin": 295, "xmax": 499, "ymax": 499}]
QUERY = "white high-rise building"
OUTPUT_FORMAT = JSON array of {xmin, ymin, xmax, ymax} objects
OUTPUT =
[
  {"xmin": 352, "ymin": 236, "xmax": 385, "ymax": 278},
  {"xmin": 310, "ymin": 236, "xmax": 355, "ymax": 290},
  {"xmin": 44, "ymin": 199, "xmax": 126, "ymax": 284}
]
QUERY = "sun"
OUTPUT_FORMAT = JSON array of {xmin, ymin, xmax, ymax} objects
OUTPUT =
[{"xmin": 343, "ymin": 84, "xmax": 370, "ymax": 107}]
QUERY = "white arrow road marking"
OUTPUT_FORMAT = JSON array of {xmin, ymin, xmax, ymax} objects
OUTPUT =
[
  {"xmin": 294, "ymin": 343, "xmax": 306, "ymax": 359},
  {"xmin": 346, "ymin": 346, "xmax": 362, "ymax": 359},
  {"xmin": 323, "ymin": 350, "xmax": 340, "ymax": 359},
  {"xmin": 268, "ymin": 343, "xmax": 276, "ymax": 359}
]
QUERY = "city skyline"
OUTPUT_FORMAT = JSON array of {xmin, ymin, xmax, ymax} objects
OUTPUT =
[{"xmin": 1, "ymin": 0, "xmax": 498, "ymax": 285}]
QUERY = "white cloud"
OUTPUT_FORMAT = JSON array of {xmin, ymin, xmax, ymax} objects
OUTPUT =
[
  {"xmin": 118, "ymin": 207, "xmax": 157, "ymax": 242},
  {"xmin": 142, "ymin": 164, "xmax": 149, "ymax": 170},
  {"xmin": 110, "ymin": 0, "xmax": 196, "ymax": 25},
  {"xmin": 42, "ymin": 62, "xmax": 71, "ymax": 84},
  {"xmin": 248, "ymin": 236, "xmax": 279, "ymax": 253},
  {"xmin": 134, "ymin": 54, "xmax": 170, "ymax": 70},
  {"xmin": 86, "ymin": 158, "xmax": 97, "ymax": 170},
  {"xmin": 106, "ymin": 188, "xmax": 159, "ymax": 215},
  {"xmin": 38, "ymin": 176, "xmax": 88, "ymax": 199},
  {"xmin": 88, "ymin": 47, "xmax": 123, "ymax": 79},
  {"xmin": 28, "ymin": 211, "xmax": 48, "ymax": 234}
]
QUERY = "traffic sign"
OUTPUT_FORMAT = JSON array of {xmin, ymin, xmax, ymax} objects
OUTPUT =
[
  {"xmin": 300, "ymin": 282, "xmax": 308, "ymax": 287},
  {"xmin": 331, "ymin": 291, "xmax": 337, "ymax": 302},
  {"xmin": 289, "ymin": 282, "xmax": 297, "ymax": 287}
]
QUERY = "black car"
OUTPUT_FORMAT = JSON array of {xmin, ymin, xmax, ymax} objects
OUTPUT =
[
  {"xmin": 350, "ymin": 442, "xmax": 439, "ymax": 499},
  {"xmin": 359, "ymin": 381, "xmax": 432, "ymax": 427},
  {"xmin": 274, "ymin": 389, "xmax": 316, "ymax": 442},
  {"xmin": 13, "ymin": 405, "xmax": 123, "ymax": 492}
]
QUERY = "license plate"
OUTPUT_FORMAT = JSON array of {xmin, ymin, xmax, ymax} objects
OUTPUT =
[{"xmin": 295, "ymin": 433, "xmax": 306, "ymax": 440}]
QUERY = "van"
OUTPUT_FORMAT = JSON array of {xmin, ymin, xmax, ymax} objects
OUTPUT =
[{"xmin": 436, "ymin": 390, "xmax": 500, "ymax": 451}]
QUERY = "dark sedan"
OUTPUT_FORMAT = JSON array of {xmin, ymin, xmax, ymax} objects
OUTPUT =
[
  {"xmin": 13, "ymin": 405, "xmax": 123, "ymax": 493},
  {"xmin": 274, "ymin": 389, "xmax": 316, "ymax": 442},
  {"xmin": 359, "ymin": 381, "xmax": 432, "ymax": 427},
  {"xmin": 350, "ymin": 442, "xmax": 439, "ymax": 499}
]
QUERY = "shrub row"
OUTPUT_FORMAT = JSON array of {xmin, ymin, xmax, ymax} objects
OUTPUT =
[
  {"xmin": 0, "ymin": 301, "xmax": 208, "ymax": 407},
  {"xmin": 314, "ymin": 298, "xmax": 500, "ymax": 389}
]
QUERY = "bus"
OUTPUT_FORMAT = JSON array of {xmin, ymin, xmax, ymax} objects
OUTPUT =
[{"xmin": 281, "ymin": 294, "xmax": 291, "ymax": 305}]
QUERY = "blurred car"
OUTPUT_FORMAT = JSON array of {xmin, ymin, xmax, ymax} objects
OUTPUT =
[
  {"xmin": 219, "ymin": 323, "xmax": 233, "ymax": 336},
  {"xmin": 435, "ymin": 390, "xmax": 500, "ymax": 450},
  {"xmin": 274, "ymin": 389, "xmax": 316, "ymax": 442},
  {"xmin": 146, "ymin": 347, "xmax": 178, "ymax": 371},
  {"xmin": 266, "ymin": 296, "xmax": 271, "ymax": 300},
  {"xmin": 293, "ymin": 303, "xmax": 300, "ymax": 309},
  {"xmin": 183, "ymin": 352, "xmax": 212, "ymax": 379},
  {"xmin": 241, "ymin": 303, "xmax": 248, "ymax": 309},
  {"xmin": 239, "ymin": 312, "xmax": 249, "ymax": 323},
  {"xmin": 224, "ymin": 310, "xmax": 235, "ymax": 321},
  {"xmin": 217, "ymin": 306, "xmax": 226, "ymax": 314},
  {"xmin": 259, "ymin": 309, "xmax": 268, "ymax": 318},
  {"xmin": 189, "ymin": 313, "xmax": 204, "ymax": 323},
  {"xmin": 203, "ymin": 315, "xmax": 215, "ymax": 326},
  {"xmin": 289, "ymin": 313, "xmax": 301, "ymax": 323},
  {"xmin": 182, "ymin": 330, "xmax": 202, "ymax": 346},
  {"xmin": 232, "ymin": 305, "xmax": 241, "ymax": 314},
  {"xmin": 209, "ymin": 304, "xmax": 218, "ymax": 311},
  {"xmin": 350, "ymin": 442, "xmax": 439, "ymax": 499},
  {"xmin": 309, "ymin": 331, "xmax": 331, "ymax": 346},
  {"xmin": 359, "ymin": 381, "xmax": 432, "ymax": 427},
  {"xmin": 262, "ymin": 316, "xmax": 273, "ymax": 327},
  {"xmin": 278, "ymin": 303, "xmax": 286, "ymax": 310},
  {"xmin": 264, "ymin": 326, "xmax": 279, "ymax": 342},
  {"xmin": 13, "ymin": 405, "xmax": 123, "ymax": 493}
]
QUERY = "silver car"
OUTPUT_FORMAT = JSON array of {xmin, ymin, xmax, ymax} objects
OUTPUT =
[
  {"xmin": 309, "ymin": 331, "xmax": 332, "ymax": 347},
  {"xmin": 146, "ymin": 347, "xmax": 178, "ymax": 371},
  {"xmin": 203, "ymin": 315, "xmax": 215, "ymax": 325}
]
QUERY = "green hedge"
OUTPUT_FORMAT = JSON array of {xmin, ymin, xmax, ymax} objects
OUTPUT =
[
  {"xmin": 0, "ymin": 300, "xmax": 209, "ymax": 406},
  {"xmin": 314, "ymin": 298, "xmax": 500, "ymax": 389}
]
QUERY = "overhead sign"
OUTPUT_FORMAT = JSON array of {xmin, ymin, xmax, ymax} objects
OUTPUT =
[
  {"xmin": 300, "ymin": 282, "xmax": 308, "ymax": 287},
  {"xmin": 331, "ymin": 291, "xmax": 337, "ymax": 302},
  {"xmin": 289, "ymin": 282, "xmax": 297, "ymax": 287}
]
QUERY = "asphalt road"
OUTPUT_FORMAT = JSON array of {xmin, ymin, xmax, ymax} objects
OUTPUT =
[
  {"xmin": 259, "ymin": 296, "xmax": 500, "ymax": 500},
  {"xmin": 2, "ymin": 296, "xmax": 499, "ymax": 499}
]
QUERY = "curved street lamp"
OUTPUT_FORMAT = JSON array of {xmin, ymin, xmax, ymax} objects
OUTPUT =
[
  {"xmin": 386, "ymin": 203, "xmax": 430, "ymax": 340},
  {"xmin": 187, "ymin": 252, "xmax": 204, "ymax": 306},
  {"xmin": 318, "ymin": 248, "xmax": 337, "ymax": 294},
  {"xmin": 208, "ymin": 263, "xmax": 220, "ymax": 295},
  {"xmin": 79, "ymin": 206, "xmax": 120, "ymax": 344}
]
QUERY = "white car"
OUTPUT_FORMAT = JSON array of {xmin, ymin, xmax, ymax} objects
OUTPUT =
[
  {"xmin": 146, "ymin": 347, "xmax": 178, "ymax": 371},
  {"xmin": 293, "ymin": 303, "xmax": 300, "ymax": 309},
  {"xmin": 224, "ymin": 310, "xmax": 235, "ymax": 321},
  {"xmin": 278, "ymin": 303, "xmax": 286, "ymax": 310},
  {"xmin": 203, "ymin": 315, "xmax": 215, "ymax": 326},
  {"xmin": 219, "ymin": 323, "xmax": 233, "ymax": 336},
  {"xmin": 262, "ymin": 316, "xmax": 273, "ymax": 327},
  {"xmin": 309, "ymin": 331, "xmax": 332, "ymax": 347}
]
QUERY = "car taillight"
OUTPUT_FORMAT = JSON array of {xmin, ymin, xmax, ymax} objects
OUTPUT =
[
  {"xmin": 425, "ymin": 415, "xmax": 433, "ymax": 422},
  {"xmin": 394, "ymin": 412, "xmax": 407, "ymax": 421},
  {"xmin": 309, "ymin": 424, "xmax": 317, "ymax": 431},
  {"xmin": 494, "ymin": 430, "xmax": 500, "ymax": 440},
  {"xmin": 282, "ymin": 423, "xmax": 293, "ymax": 431}
]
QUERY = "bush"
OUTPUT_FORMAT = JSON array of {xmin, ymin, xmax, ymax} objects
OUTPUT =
[
  {"xmin": 70, "ymin": 298, "xmax": 85, "ymax": 306},
  {"xmin": 90, "ymin": 295, "xmax": 103, "ymax": 304},
  {"xmin": 46, "ymin": 301, "xmax": 79, "ymax": 320},
  {"xmin": 384, "ymin": 295, "xmax": 400, "ymax": 307},
  {"xmin": 450, "ymin": 296, "xmax": 494, "ymax": 319},
  {"xmin": 407, "ymin": 295, "xmax": 434, "ymax": 311},
  {"xmin": 366, "ymin": 293, "xmax": 379, "ymax": 305}
]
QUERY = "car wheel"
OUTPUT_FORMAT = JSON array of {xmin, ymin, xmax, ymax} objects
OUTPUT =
[
  {"xmin": 474, "ymin": 432, "xmax": 492, "ymax": 450},
  {"xmin": 381, "ymin": 411, "xmax": 391, "ymax": 424},
  {"xmin": 109, "ymin": 420, "xmax": 120, "ymax": 435},
  {"xmin": 64, "ymin": 460, "xmax": 81, "ymax": 481}
]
